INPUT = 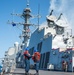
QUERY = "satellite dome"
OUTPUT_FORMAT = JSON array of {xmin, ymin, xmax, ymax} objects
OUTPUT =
[
  {"xmin": 46, "ymin": 15, "xmax": 57, "ymax": 21},
  {"xmin": 55, "ymin": 20, "xmax": 68, "ymax": 27},
  {"xmin": 8, "ymin": 47, "xmax": 15, "ymax": 56},
  {"xmin": 14, "ymin": 42, "xmax": 19, "ymax": 47}
]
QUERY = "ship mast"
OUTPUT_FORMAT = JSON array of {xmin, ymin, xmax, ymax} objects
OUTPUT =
[
  {"xmin": 22, "ymin": 0, "xmax": 31, "ymax": 48},
  {"xmin": 8, "ymin": 0, "xmax": 41, "ymax": 49}
]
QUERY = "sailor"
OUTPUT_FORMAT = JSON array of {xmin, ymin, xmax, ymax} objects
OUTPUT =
[
  {"xmin": 32, "ymin": 49, "xmax": 40, "ymax": 75},
  {"xmin": 23, "ymin": 47, "xmax": 31, "ymax": 74},
  {"xmin": 62, "ymin": 61, "xmax": 68, "ymax": 72}
]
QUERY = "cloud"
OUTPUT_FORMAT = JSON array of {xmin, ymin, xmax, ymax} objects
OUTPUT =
[
  {"xmin": 50, "ymin": 0, "xmax": 56, "ymax": 11},
  {"xmin": 49, "ymin": 0, "xmax": 74, "ymax": 35},
  {"xmin": 49, "ymin": 0, "xmax": 68, "ymax": 13}
]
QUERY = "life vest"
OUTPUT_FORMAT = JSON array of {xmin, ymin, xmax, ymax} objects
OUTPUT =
[
  {"xmin": 32, "ymin": 52, "xmax": 40, "ymax": 62},
  {"xmin": 24, "ymin": 51, "xmax": 30, "ymax": 59}
]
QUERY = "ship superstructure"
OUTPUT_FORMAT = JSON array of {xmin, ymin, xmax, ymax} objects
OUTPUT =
[{"xmin": 28, "ymin": 10, "xmax": 74, "ymax": 71}]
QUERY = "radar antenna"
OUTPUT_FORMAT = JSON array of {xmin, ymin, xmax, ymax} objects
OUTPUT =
[{"xmin": 27, "ymin": 0, "xmax": 29, "ymax": 7}]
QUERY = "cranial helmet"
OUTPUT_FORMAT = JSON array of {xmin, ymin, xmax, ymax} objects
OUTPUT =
[
  {"xmin": 25, "ymin": 47, "xmax": 29, "ymax": 51},
  {"xmin": 34, "ymin": 49, "xmax": 37, "ymax": 52}
]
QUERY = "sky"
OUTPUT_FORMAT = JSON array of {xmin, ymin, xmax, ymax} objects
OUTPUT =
[
  {"xmin": 0, "ymin": 0, "xmax": 49, "ymax": 64},
  {"xmin": 0, "ymin": 0, "xmax": 74, "ymax": 64}
]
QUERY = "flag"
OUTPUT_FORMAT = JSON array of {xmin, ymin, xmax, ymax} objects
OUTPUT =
[{"xmin": 12, "ymin": 22, "xmax": 16, "ymax": 26}]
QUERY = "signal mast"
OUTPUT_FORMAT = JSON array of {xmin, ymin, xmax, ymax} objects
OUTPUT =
[
  {"xmin": 8, "ymin": 0, "xmax": 41, "ymax": 49},
  {"xmin": 21, "ymin": 0, "xmax": 32, "ymax": 48}
]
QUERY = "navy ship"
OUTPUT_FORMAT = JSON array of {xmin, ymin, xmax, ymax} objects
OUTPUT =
[
  {"xmin": 2, "ymin": 0, "xmax": 74, "ymax": 73},
  {"xmin": 28, "ymin": 10, "xmax": 74, "ymax": 71}
]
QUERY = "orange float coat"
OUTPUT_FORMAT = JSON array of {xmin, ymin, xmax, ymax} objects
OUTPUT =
[{"xmin": 32, "ymin": 52, "xmax": 40, "ymax": 62}]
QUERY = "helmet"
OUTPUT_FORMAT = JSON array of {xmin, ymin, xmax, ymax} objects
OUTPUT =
[
  {"xmin": 34, "ymin": 49, "xmax": 37, "ymax": 52},
  {"xmin": 25, "ymin": 47, "xmax": 29, "ymax": 51}
]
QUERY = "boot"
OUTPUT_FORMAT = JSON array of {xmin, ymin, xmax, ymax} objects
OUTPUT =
[
  {"xmin": 34, "ymin": 72, "xmax": 39, "ymax": 75},
  {"xmin": 25, "ymin": 72, "xmax": 29, "ymax": 75}
]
